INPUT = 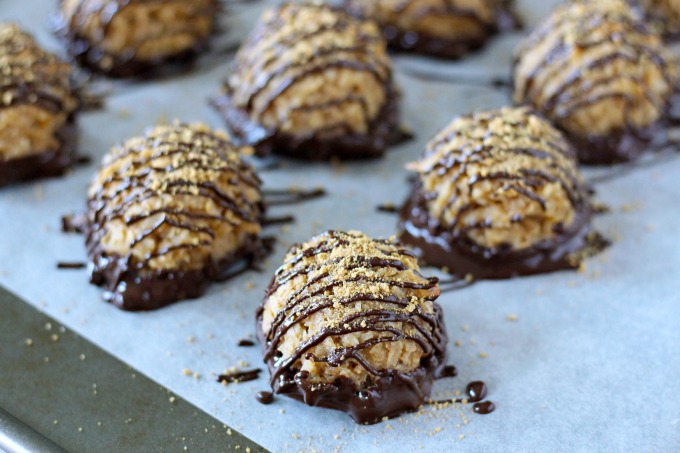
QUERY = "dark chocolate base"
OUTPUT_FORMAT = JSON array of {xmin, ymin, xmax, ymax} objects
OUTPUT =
[
  {"xmin": 0, "ymin": 118, "xmax": 78, "ymax": 188},
  {"xmin": 212, "ymin": 86, "xmax": 406, "ymax": 161},
  {"xmin": 567, "ymin": 126, "xmax": 659, "ymax": 165},
  {"xmin": 51, "ymin": 14, "xmax": 215, "ymax": 79},
  {"xmin": 257, "ymin": 303, "xmax": 448, "ymax": 424},
  {"xmin": 397, "ymin": 181, "xmax": 599, "ymax": 279},
  {"xmin": 88, "ymin": 235, "xmax": 262, "ymax": 311}
]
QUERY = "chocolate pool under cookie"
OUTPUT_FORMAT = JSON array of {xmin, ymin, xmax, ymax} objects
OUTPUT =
[
  {"xmin": 513, "ymin": 0, "xmax": 677, "ymax": 164},
  {"xmin": 213, "ymin": 2, "xmax": 402, "ymax": 160},
  {"xmin": 398, "ymin": 107, "xmax": 603, "ymax": 279},
  {"xmin": 55, "ymin": 0, "xmax": 219, "ymax": 78},
  {"xmin": 257, "ymin": 230, "xmax": 447, "ymax": 424},
  {"xmin": 0, "ymin": 23, "xmax": 79, "ymax": 187},
  {"xmin": 345, "ymin": 0, "xmax": 518, "ymax": 59},
  {"xmin": 85, "ymin": 123, "xmax": 263, "ymax": 311}
]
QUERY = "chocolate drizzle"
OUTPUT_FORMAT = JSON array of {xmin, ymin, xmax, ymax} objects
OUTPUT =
[
  {"xmin": 217, "ymin": 368, "xmax": 262, "ymax": 384},
  {"xmin": 53, "ymin": 0, "xmax": 221, "ymax": 78},
  {"xmin": 513, "ymin": 0, "xmax": 677, "ymax": 164},
  {"xmin": 398, "ymin": 107, "xmax": 605, "ymax": 279},
  {"xmin": 257, "ymin": 230, "xmax": 448, "ymax": 424},
  {"xmin": 346, "ymin": 0, "xmax": 521, "ymax": 59},
  {"xmin": 84, "ymin": 124, "xmax": 265, "ymax": 310},
  {"xmin": 213, "ymin": 2, "xmax": 404, "ymax": 160},
  {"xmin": 0, "ymin": 24, "xmax": 80, "ymax": 187}
]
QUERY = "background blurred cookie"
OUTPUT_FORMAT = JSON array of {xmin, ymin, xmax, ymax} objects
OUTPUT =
[
  {"xmin": 0, "ymin": 23, "xmax": 80, "ymax": 187},
  {"xmin": 214, "ymin": 2, "xmax": 404, "ymax": 160},
  {"xmin": 345, "ymin": 0, "xmax": 519, "ymax": 59},
  {"xmin": 55, "ymin": 0, "xmax": 219, "ymax": 78}
]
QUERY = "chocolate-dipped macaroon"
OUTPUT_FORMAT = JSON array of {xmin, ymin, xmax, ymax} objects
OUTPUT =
[
  {"xmin": 55, "ymin": 0, "xmax": 219, "ymax": 77},
  {"xmin": 513, "ymin": 0, "xmax": 677, "ymax": 164},
  {"xmin": 345, "ymin": 0, "xmax": 518, "ymax": 59},
  {"xmin": 634, "ymin": 0, "xmax": 680, "ymax": 39},
  {"xmin": 257, "ymin": 230, "xmax": 447, "ymax": 424},
  {"xmin": 0, "ymin": 23, "xmax": 79, "ymax": 187},
  {"xmin": 399, "ymin": 107, "xmax": 601, "ymax": 279},
  {"xmin": 214, "ymin": 2, "xmax": 402, "ymax": 160},
  {"xmin": 86, "ymin": 123, "xmax": 263, "ymax": 310}
]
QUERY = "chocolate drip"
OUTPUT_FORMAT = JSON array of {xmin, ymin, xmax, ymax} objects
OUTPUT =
[
  {"xmin": 213, "ymin": 3, "xmax": 403, "ymax": 160},
  {"xmin": 52, "ymin": 0, "xmax": 222, "ymax": 78},
  {"xmin": 377, "ymin": 203, "xmax": 399, "ymax": 213},
  {"xmin": 85, "ymin": 125, "xmax": 265, "ymax": 310},
  {"xmin": 238, "ymin": 339, "xmax": 255, "ymax": 347},
  {"xmin": 465, "ymin": 381, "xmax": 488, "ymax": 402},
  {"xmin": 513, "ymin": 2, "xmax": 676, "ymax": 164},
  {"xmin": 472, "ymin": 401, "xmax": 496, "ymax": 414},
  {"xmin": 256, "ymin": 391, "xmax": 275, "ymax": 404},
  {"xmin": 437, "ymin": 365, "xmax": 458, "ymax": 378},
  {"xmin": 57, "ymin": 262, "xmax": 87, "ymax": 270},
  {"xmin": 0, "ymin": 24, "xmax": 80, "ymax": 187},
  {"xmin": 217, "ymin": 368, "xmax": 262, "ymax": 384},
  {"xmin": 262, "ymin": 187, "xmax": 327, "ymax": 206},
  {"xmin": 427, "ymin": 380, "xmax": 489, "ymax": 405},
  {"xmin": 257, "ymin": 230, "xmax": 448, "ymax": 424}
]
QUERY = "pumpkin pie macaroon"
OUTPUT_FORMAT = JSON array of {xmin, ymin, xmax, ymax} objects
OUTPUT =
[
  {"xmin": 513, "ymin": 0, "xmax": 677, "ymax": 164},
  {"xmin": 213, "ymin": 2, "xmax": 403, "ymax": 160},
  {"xmin": 257, "ymin": 230, "xmax": 448, "ymax": 424},
  {"xmin": 55, "ymin": 0, "xmax": 219, "ymax": 77},
  {"xmin": 345, "ymin": 0, "xmax": 518, "ymax": 59},
  {"xmin": 0, "ymin": 23, "xmax": 80, "ymax": 187},
  {"xmin": 85, "ymin": 123, "xmax": 263, "ymax": 310},
  {"xmin": 398, "ymin": 107, "xmax": 606, "ymax": 279}
]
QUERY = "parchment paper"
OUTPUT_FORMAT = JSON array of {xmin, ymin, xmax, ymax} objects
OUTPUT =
[{"xmin": 1, "ymin": 0, "xmax": 679, "ymax": 451}]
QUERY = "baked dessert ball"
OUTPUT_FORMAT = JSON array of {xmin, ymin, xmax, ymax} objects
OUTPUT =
[
  {"xmin": 214, "ymin": 2, "xmax": 402, "ymax": 160},
  {"xmin": 86, "ymin": 123, "xmax": 263, "ymax": 311},
  {"xmin": 399, "ymin": 107, "xmax": 599, "ymax": 279},
  {"xmin": 257, "ymin": 230, "xmax": 447, "ymax": 424},
  {"xmin": 635, "ymin": 0, "xmax": 680, "ymax": 39},
  {"xmin": 55, "ymin": 0, "xmax": 219, "ymax": 77},
  {"xmin": 345, "ymin": 0, "xmax": 518, "ymax": 58},
  {"xmin": 513, "ymin": 0, "xmax": 677, "ymax": 164},
  {"xmin": 0, "ymin": 23, "xmax": 79, "ymax": 187}
]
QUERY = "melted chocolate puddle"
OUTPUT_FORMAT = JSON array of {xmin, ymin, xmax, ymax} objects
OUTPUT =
[{"xmin": 217, "ymin": 368, "xmax": 262, "ymax": 384}]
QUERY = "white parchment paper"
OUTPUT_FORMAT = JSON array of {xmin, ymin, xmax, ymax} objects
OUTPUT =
[{"xmin": 1, "ymin": 0, "xmax": 679, "ymax": 451}]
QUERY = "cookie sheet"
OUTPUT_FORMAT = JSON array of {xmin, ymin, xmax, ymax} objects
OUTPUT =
[{"xmin": 1, "ymin": 1, "xmax": 679, "ymax": 451}]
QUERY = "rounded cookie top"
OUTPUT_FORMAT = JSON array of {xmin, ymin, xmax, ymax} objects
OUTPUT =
[
  {"xmin": 87, "ymin": 123, "xmax": 262, "ymax": 277},
  {"xmin": 407, "ymin": 107, "xmax": 588, "ymax": 253},
  {"xmin": 224, "ymin": 2, "xmax": 395, "ymax": 155},
  {"xmin": 513, "ymin": 0, "xmax": 676, "ymax": 162},
  {"xmin": 0, "ymin": 23, "xmax": 78, "ymax": 161},
  {"xmin": 259, "ymin": 230, "xmax": 446, "ymax": 390},
  {"xmin": 58, "ymin": 0, "xmax": 218, "ymax": 76}
]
